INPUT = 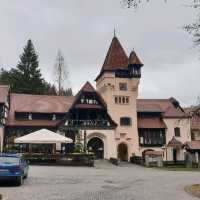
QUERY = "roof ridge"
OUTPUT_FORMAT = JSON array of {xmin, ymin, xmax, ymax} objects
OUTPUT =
[
  {"xmin": 137, "ymin": 98, "xmax": 171, "ymax": 101},
  {"xmin": 10, "ymin": 93, "xmax": 74, "ymax": 98}
]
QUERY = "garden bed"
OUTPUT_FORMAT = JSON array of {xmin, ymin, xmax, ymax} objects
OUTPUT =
[{"xmin": 23, "ymin": 153, "xmax": 94, "ymax": 167}]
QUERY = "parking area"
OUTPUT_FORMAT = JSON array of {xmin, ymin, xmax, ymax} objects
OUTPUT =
[{"xmin": 0, "ymin": 161, "xmax": 199, "ymax": 200}]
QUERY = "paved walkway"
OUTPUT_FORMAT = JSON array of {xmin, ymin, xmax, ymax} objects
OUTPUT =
[{"xmin": 0, "ymin": 161, "xmax": 200, "ymax": 200}]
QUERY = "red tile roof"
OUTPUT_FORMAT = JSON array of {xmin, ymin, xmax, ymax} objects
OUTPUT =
[
  {"xmin": 191, "ymin": 116, "xmax": 200, "ymax": 130},
  {"xmin": 0, "ymin": 85, "xmax": 9, "ymax": 104},
  {"xmin": 137, "ymin": 117, "xmax": 166, "ymax": 129},
  {"xmin": 7, "ymin": 93, "xmax": 74, "ymax": 126},
  {"xmin": 184, "ymin": 106, "xmax": 200, "ymax": 130},
  {"xmin": 7, "ymin": 119, "xmax": 61, "ymax": 127},
  {"xmin": 129, "ymin": 50, "xmax": 143, "ymax": 66},
  {"xmin": 144, "ymin": 150, "xmax": 163, "ymax": 156},
  {"xmin": 184, "ymin": 141, "xmax": 200, "ymax": 150},
  {"xmin": 101, "ymin": 36, "xmax": 128, "ymax": 72},
  {"xmin": 137, "ymin": 99, "xmax": 188, "ymax": 118},
  {"xmin": 80, "ymin": 81, "xmax": 96, "ymax": 93}
]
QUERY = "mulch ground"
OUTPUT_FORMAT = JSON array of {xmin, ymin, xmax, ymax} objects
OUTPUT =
[{"xmin": 185, "ymin": 184, "xmax": 200, "ymax": 198}]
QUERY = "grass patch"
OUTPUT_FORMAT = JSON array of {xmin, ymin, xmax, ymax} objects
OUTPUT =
[
  {"xmin": 155, "ymin": 165, "xmax": 200, "ymax": 171},
  {"xmin": 185, "ymin": 184, "xmax": 200, "ymax": 198},
  {"xmin": 162, "ymin": 167, "xmax": 200, "ymax": 171}
]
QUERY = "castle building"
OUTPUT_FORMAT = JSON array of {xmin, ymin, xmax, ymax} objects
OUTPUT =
[{"xmin": 0, "ymin": 36, "xmax": 192, "ymax": 162}]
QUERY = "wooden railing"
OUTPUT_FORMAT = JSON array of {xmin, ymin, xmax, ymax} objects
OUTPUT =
[{"xmin": 66, "ymin": 119, "xmax": 111, "ymax": 127}]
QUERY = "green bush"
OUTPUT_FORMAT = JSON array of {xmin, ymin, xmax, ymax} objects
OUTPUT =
[{"xmin": 74, "ymin": 143, "xmax": 83, "ymax": 153}]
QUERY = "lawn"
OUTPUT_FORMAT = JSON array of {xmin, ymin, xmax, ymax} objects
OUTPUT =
[{"xmin": 157, "ymin": 165, "xmax": 200, "ymax": 171}]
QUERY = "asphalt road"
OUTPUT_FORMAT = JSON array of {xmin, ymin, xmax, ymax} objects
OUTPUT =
[{"xmin": 0, "ymin": 161, "xmax": 199, "ymax": 200}]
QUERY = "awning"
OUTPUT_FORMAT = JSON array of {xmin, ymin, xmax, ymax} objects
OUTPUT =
[
  {"xmin": 183, "ymin": 141, "xmax": 200, "ymax": 150},
  {"xmin": 14, "ymin": 129, "xmax": 73, "ymax": 144},
  {"xmin": 167, "ymin": 137, "xmax": 183, "ymax": 148},
  {"xmin": 144, "ymin": 150, "xmax": 163, "ymax": 156},
  {"xmin": 137, "ymin": 117, "xmax": 167, "ymax": 129}
]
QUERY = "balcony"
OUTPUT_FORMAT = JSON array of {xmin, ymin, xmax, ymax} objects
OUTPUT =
[{"xmin": 65, "ymin": 119, "xmax": 111, "ymax": 128}]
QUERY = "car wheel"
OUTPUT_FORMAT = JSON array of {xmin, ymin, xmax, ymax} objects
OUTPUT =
[
  {"xmin": 24, "ymin": 173, "xmax": 28, "ymax": 179},
  {"xmin": 16, "ymin": 176, "xmax": 23, "ymax": 186}
]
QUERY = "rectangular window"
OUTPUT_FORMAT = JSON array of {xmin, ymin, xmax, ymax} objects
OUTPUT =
[
  {"xmin": 115, "ymin": 97, "xmax": 118, "ymax": 104},
  {"xmin": 174, "ymin": 127, "xmax": 181, "ymax": 137},
  {"xmin": 119, "ymin": 83, "xmax": 127, "ymax": 91},
  {"xmin": 15, "ymin": 112, "xmax": 29, "ymax": 120},
  {"xmin": 114, "ymin": 96, "xmax": 130, "ymax": 105},
  {"xmin": 120, "ymin": 117, "xmax": 132, "ymax": 126},
  {"xmin": 139, "ymin": 129, "xmax": 166, "ymax": 146}
]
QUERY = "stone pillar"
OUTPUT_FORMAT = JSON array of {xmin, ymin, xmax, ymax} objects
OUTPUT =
[{"xmin": 0, "ymin": 126, "xmax": 4, "ymax": 153}]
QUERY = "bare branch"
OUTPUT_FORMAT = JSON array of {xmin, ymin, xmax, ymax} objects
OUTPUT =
[{"xmin": 54, "ymin": 50, "xmax": 70, "ymax": 95}]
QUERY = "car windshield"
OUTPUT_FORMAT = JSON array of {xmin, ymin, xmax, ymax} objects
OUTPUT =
[{"xmin": 0, "ymin": 156, "xmax": 20, "ymax": 164}]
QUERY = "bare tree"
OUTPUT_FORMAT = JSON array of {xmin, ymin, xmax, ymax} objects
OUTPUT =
[
  {"xmin": 121, "ymin": 0, "xmax": 200, "ymax": 48},
  {"xmin": 54, "ymin": 50, "xmax": 71, "ymax": 96},
  {"xmin": 121, "ymin": 0, "xmax": 199, "ymax": 9},
  {"xmin": 121, "ymin": 0, "xmax": 166, "ymax": 9}
]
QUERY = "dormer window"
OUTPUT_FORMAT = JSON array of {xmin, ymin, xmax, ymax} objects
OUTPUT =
[{"xmin": 80, "ymin": 95, "xmax": 99, "ymax": 105}]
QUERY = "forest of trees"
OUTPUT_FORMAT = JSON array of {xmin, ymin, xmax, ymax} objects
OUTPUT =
[{"xmin": 0, "ymin": 39, "xmax": 72, "ymax": 96}]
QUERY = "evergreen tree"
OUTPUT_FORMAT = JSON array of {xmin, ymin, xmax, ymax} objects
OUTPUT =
[
  {"xmin": 13, "ymin": 39, "xmax": 45, "ymax": 94},
  {"xmin": 59, "ymin": 87, "xmax": 73, "ymax": 96},
  {"xmin": 0, "ymin": 40, "xmax": 73, "ymax": 96}
]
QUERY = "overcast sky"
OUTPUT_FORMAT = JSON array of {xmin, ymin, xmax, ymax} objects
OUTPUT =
[{"xmin": 0, "ymin": 0, "xmax": 199, "ymax": 106}]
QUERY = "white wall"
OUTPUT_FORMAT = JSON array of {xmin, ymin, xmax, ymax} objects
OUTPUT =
[
  {"xmin": 96, "ymin": 72, "xmax": 140, "ymax": 159},
  {"xmin": 85, "ymin": 129, "xmax": 118, "ymax": 159},
  {"xmin": 163, "ymin": 118, "xmax": 191, "ymax": 144}
]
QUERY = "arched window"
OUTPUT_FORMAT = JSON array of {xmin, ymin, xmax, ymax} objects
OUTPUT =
[
  {"xmin": 174, "ymin": 127, "xmax": 180, "ymax": 137},
  {"xmin": 120, "ymin": 117, "xmax": 132, "ymax": 126}
]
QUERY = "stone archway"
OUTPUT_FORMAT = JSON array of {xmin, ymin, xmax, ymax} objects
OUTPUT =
[
  {"xmin": 142, "ymin": 149, "xmax": 154, "ymax": 163},
  {"xmin": 118, "ymin": 143, "xmax": 128, "ymax": 161},
  {"xmin": 87, "ymin": 137, "xmax": 104, "ymax": 159}
]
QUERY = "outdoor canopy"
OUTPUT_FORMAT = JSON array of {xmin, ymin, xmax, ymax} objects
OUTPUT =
[{"xmin": 14, "ymin": 129, "xmax": 73, "ymax": 144}]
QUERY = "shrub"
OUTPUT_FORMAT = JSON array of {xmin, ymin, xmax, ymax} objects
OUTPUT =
[{"xmin": 110, "ymin": 157, "xmax": 119, "ymax": 166}]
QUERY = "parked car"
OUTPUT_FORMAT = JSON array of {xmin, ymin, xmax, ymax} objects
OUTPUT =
[{"xmin": 0, "ymin": 154, "xmax": 29, "ymax": 186}]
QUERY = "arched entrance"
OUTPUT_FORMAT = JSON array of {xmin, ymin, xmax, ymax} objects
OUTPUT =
[
  {"xmin": 118, "ymin": 143, "xmax": 128, "ymax": 161},
  {"xmin": 87, "ymin": 137, "xmax": 104, "ymax": 159}
]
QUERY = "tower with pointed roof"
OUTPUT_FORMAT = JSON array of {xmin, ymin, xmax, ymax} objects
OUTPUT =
[{"xmin": 95, "ymin": 36, "xmax": 143, "ymax": 160}]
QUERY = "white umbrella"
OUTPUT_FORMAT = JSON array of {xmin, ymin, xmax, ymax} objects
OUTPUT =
[{"xmin": 14, "ymin": 129, "xmax": 73, "ymax": 144}]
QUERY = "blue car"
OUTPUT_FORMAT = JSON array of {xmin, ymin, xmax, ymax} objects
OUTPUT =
[{"xmin": 0, "ymin": 154, "xmax": 29, "ymax": 186}]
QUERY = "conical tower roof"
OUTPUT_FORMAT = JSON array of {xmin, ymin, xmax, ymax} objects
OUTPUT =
[
  {"xmin": 101, "ymin": 36, "xmax": 128, "ymax": 71},
  {"xmin": 129, "ymin": 50, "xmax": 143, "ymax": 66}
]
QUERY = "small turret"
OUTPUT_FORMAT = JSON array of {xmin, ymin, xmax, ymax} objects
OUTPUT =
[{"xmin": 128, "ymin": 50, "xmax": 143, "ymax": 78}]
